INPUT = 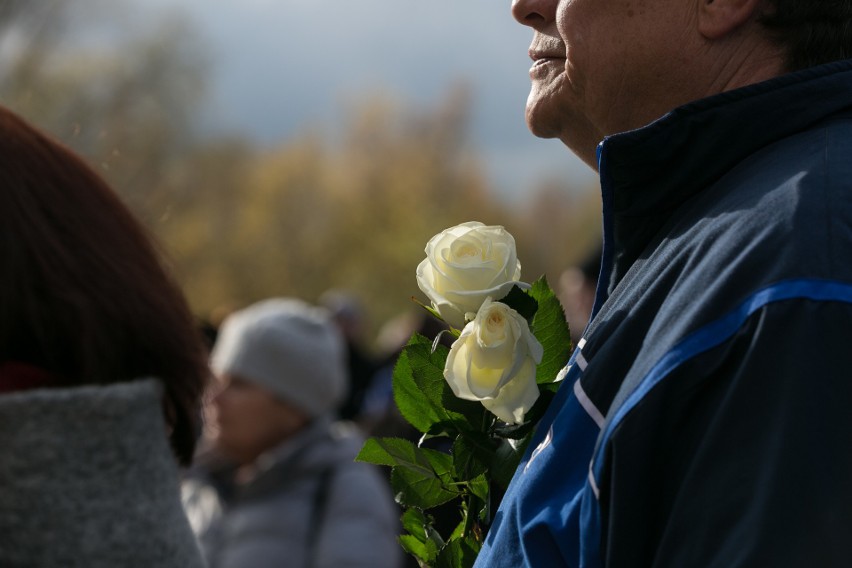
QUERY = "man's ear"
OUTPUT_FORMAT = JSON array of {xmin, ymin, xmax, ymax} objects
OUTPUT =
[{"xmin": 698, "ymin": 0, "xmax": 763, "ymax": 39}]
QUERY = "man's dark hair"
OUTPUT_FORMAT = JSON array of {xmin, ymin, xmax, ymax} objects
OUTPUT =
[{"xmin": 761, "ymin": 1, "xmax": 852, "ymax": 71}]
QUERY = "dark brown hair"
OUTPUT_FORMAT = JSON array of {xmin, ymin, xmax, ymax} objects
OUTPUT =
[
  {"xmin": 0, "ymin": 107, "xmax": 207, "ymax": 465},
  {"xmin": 760, "ymin": 1, "xmax": 852, "ymax": 71}
]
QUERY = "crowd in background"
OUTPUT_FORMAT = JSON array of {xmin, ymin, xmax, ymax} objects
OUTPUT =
[
  {"xmin": 0, "ymin": 97, "xmax": 599, "ymax": 567},
  {"xmin": 7, "ymin": 0, "xmax": 852, "ymax": 564},
  {"xmin": 181, "ymin": 260, "xmax": 599, "ymax": 567}
]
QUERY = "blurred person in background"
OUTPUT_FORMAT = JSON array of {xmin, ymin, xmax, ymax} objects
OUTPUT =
[
  {"xmin": 319, "ymin": 289, "xmax": 379, "ymax": 421},
  {"xmin": 0, "ymin": 106, "xmax": 208, "ymax": 567},
  {"xmin": 182, "ymin": 298, "xmax": 402, "ymax": 568},
  {"xmin": 359, "ymin": 309, "xmax": 450, "ymax": 440},
  {"xmin": 557, "ymin": 245, "xmax": 600, "ymax": 345},
  {"xmin": 358, "ymin": 309, "xmax": 461, "ymax": 568}
]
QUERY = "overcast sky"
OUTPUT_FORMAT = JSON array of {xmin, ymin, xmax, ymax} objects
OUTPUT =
[{"xmin": 128, "ymin": 0, "xmax": 598, "ymax": 201}]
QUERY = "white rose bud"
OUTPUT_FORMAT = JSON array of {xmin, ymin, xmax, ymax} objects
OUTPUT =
[
  {"xmin": 444, "ymin": 298, "xmax": 543, "ymax": 424},
  {"xmin": 416, "ymin": 221, "xmax": 527, "ymax": 329}
]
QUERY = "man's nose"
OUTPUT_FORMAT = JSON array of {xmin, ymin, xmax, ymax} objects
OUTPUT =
[{"xmin": 511, "ymin": 0, "xmax": 555, "ymax": 28}]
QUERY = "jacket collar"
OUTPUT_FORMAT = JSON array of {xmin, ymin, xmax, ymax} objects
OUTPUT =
[{"xmin": 593, "ymin": 59, "xmax": 852, "ymax": 310}]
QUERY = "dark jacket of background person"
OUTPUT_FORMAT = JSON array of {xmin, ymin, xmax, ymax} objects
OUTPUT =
[
  {"xmin": 476, "ymin": 60, "xmax": 852, "ymax": 568},
  {"xmin": 0, "ymin": 379, "xmax": 205, "ymax": 568},
  {"xmin": 0, "ymin": 107, "xmax": 208, "ymax": 566},
  {"xmin": 183, "ymin": 298, "xmax": 402, "ymax": 568},
  {"xmin": 319, "ymin": 290, "xmax": 380, "ymax": 421}
]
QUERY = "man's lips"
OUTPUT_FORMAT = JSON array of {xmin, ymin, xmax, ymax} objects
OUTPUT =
[
  {"xmin": 531, "ymin": 56, "xmax": 563, "ymax": 66},
  {"xmin": 529, "ymin": 49, "xmax": 565, "ymax": 62},
  {"xmin": 529, "ymin": 50, "xmax": 565, "ymax": 75}
]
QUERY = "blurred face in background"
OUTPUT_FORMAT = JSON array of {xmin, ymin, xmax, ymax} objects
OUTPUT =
[
  {"xmin": 558, "ymin": 266, "xmax": 597, "ymax": 344},
  {"xmin": 212, "ymin": 374, "xmax": 308, "ymax": 465}
]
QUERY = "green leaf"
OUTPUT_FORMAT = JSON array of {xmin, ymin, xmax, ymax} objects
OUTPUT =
[
  {"xmin": 435, "ymin": 536, "xmax": 481, "ymax": 568},
  {"xmin": 372, "ymin": 440, "xmax": 459, "ymax": 509},
  {"xmin": 489, "ymin": 437, "xmax": 533, "ymax": 491},
  {"xmin": 528, "ymin": 276, "xmax": 573, "ymax": 384},
  {"xmin": 409, "ymin": 339, "xmax": 456, "ymax": 419},
  {"xmin": 357, "ymin": 436, "xmax": 445, "ymax": 474},
  {"xmin": 356, "ymin": 436, "xmax": 417, "ymax": 467},
  {"xmin": 500, "ymin": 284, "xmax": 538, "ymax": 323},
  {"xmin": 392, "ymin": 334, "xmax": 449, "ymax": 434},
  {"xmin": 440, "ymin": 384, "xmax": 489, "ymax": 434},
  {"xmin": 357, "ymin": 437, "xmax": 460, "ymax": 509},
  {"xmin": 399, "ymin": 534, "xmax": 439, "ymax": 565},
  {"xmin": 467, "ymin": 474, "xmax": 490, "ymax": 504},
  {"xmin": 392, "ymin": 467, "xmax": 459, "ymax": 510},
  {"xmin": 401, "ymin": 508, "xmax": 432, "ymax": 543},
  {"xmin": 447, "ymin": 518, "xmax": 466, "ymax": 542},
  {"xmin": 452, "ymin": 432, "xmax": 496, "ymax": 481},
  {"xmin": 399, "ymin": 508, "xmax": 446, "ymax": 565},
  {"xmin": 395, "ymin": 333, "xmax": 490, "ymax": 438}
]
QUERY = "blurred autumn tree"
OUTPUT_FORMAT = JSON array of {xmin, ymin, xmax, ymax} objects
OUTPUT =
[
  {"xmin": 0, "ymin": 0, "xmax": 600, "ymax": 342},
  {"xmin": 1, "ymin": 1, "xmax": 206, "ymax": 215},
  {"xmin": 160, "ymin": 89, "xmax": 510, "ymax": 330}
]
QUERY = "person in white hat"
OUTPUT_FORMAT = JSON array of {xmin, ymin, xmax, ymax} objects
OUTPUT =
[{"xmin": 182, "ymin": 298, "xmax": 402, "ymax": 568}]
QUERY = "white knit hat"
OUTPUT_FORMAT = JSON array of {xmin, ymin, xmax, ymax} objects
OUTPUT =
[{"xmin": 210, "ymin": 298, "xmax": 347, "ymax": 418}]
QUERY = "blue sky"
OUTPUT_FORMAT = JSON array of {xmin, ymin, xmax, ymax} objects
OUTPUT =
[{"xmin": 129, "ymin": 0, "xmax": 598, "ymax": 201}]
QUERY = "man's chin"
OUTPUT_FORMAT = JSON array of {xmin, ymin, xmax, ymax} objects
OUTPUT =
[
  {"xmin": 525, "ymin": 110, "xmax": 561, "ymax": 140},
  {"xmin": 524, "ymin": 104, "xmax": 601, "ymax": 170}
]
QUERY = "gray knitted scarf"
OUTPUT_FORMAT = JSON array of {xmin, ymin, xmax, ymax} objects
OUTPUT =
[{"xmin": 0, "ymin": 379, "xmax": 205, "ymax": 568}]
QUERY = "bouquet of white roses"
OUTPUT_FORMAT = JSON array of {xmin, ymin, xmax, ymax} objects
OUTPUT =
[{"xmin": 357, "ymin": 221, "xmax": 571, "ymax": 568}]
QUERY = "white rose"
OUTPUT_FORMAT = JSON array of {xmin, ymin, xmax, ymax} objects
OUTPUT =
[
  {"xmin": 444, "ymin": 298, "xmax": 543, "ymax": 424},
  {"xmin": 416, "ymin": 221, "xmax": 527, "ymax": 329}
]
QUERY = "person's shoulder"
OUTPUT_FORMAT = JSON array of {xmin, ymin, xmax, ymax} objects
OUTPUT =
[
  {"xmin": 324, "ymin": 423, "xmax": 393, "ymax": 495},
  {"xmin": 733, "ymin": 112, "xmax": 852, "ymax": 198},
  {"xmin": 693, "ymin": 118, "xmax": 852, "ymax": 267}
]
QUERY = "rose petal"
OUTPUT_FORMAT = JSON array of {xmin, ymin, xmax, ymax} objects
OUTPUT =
[
  {"xmin": 417, "ymin": 222, "xmax": 527, "ymax": 330},
  {"xmin": 481, "ymin": 358, "xmax": 540, "ymax": 424},
  {"xmin": 444, "ymin": 326, "xmax": 479, "ymax": 400}
]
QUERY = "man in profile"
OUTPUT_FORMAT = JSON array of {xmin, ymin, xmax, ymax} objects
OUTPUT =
[{"xmin": 476, "ymin": 0, "xmax": 852, "ymax": 566}]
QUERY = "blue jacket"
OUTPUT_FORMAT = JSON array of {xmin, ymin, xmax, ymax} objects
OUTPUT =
[{"xmin": 476, "ymin": 60, "xmax": 852, "ymax": 567}]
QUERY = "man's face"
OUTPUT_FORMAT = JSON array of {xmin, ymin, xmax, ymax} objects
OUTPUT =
[
  {"xmin": 512, "ymin": 0, "xmax": 703, "ymax": 167},
  {"xmin": 212, "ymin": 374, "xmax": 308, "ymax": 465}
]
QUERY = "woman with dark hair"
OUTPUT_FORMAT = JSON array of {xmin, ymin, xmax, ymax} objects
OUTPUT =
[{"xmin": 0, "ymin": 106, "xmax": 208, "ymax": 567}]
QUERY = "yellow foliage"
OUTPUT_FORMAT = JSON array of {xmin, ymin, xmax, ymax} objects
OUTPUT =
[{"xmin": 2, "ymin": 1, "xmax": 602, "ymax": 345}]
